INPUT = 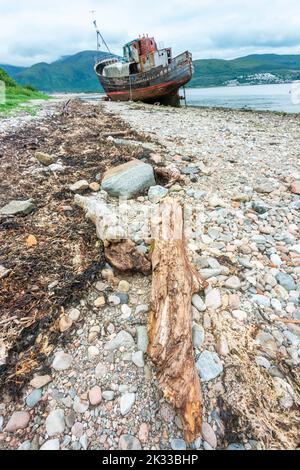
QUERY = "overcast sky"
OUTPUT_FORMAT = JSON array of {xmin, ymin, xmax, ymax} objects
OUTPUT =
[{"xmin": 1, "ymin": 0, "xmax": 300, "ymax": 66}]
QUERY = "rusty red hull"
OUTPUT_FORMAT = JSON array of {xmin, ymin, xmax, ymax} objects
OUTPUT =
[{"xmin": 95, "ymin": 51, "xmax": 193, "ymax": 106}]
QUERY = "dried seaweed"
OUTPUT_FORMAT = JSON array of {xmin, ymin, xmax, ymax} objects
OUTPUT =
[{"xmin": 0, "ymin": 99, "xmax": 147, "ymax": 397}]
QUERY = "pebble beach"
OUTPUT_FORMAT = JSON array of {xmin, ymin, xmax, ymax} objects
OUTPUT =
[{"xmin": 0, "ymin": 98, "xmax": 299, "ymax": 451}]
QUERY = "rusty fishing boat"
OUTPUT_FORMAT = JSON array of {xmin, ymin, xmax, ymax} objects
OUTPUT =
[{"xmin": 93, "ymin": 22, "xmax": 193, "ymax": 106}]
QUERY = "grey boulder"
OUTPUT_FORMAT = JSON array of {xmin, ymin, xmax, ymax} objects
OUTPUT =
[
  {"xmin": 0, "ymin": 200, "xmax": 35, "ymax": 216},
  {"xmin": 101, "ymin": 159, "xmax": 156, "ymax": 198}
]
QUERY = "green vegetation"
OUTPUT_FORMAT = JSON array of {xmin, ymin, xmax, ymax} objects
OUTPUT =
[
  {"xmin": 1, "ymin": 51, "xmax": 113, "ymax": 93},
  {"xmin": 191, "ymin": 54, "xmax": 300, "ymax": 87},
  {"xmin": 1, "ymin": 52, "xmax": 300, "ymax": 93},
  {"xmin": 0, "ymin": 67, "xmax": 49, "ymax": 115}
]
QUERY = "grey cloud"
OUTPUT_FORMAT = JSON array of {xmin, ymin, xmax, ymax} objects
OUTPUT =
[{"xmin": 0, "ymin": 0, "xmax": 300, "ymax": 66}]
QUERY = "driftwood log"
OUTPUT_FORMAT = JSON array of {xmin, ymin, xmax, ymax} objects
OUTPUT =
[{"xmin": 148, "ymin": 197, "xmax": 208, "ymax": 443}]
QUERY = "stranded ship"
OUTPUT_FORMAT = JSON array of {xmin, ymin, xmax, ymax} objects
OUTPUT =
[{"xmin": 94, "ymin": 29, "xmax": 193, "ymax": 106}]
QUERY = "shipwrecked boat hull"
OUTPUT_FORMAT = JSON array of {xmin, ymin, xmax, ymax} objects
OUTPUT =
[{"xmin": 95, "ymin": 51, "xmax": 193, "ymax": 106}]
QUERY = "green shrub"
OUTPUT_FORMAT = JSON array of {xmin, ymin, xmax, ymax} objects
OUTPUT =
[
  {"xmin": 0, "ymin": 68, "xmax": 17, "ymax": 87},
  {"xmin": 24, "ymin": 84, "xmax": 38, "ymax": 92}
]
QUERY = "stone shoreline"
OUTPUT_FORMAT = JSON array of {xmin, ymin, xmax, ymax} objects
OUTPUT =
[{"xmin": 0, "ymin": 99, "xmax": 299, "ymax": 450}]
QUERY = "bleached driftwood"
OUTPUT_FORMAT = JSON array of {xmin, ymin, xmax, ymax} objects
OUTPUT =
[{"xmin": 148, "ymin": 197, "xmax": 208, "ymax": 443}]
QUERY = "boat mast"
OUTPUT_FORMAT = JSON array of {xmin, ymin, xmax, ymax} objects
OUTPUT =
[{"xmin": 91, "ymin": 14, "xmax": 111, "ymax": 54}]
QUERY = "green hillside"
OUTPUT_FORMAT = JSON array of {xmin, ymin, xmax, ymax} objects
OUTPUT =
[
  {"xmin": 0, "ymin": 67, "xmax": 49, "ymax": 115},
  {"xmin": 1, "ymin": 51, "xmax": 114, "ymax": 93},
  {"xmin": 192, "ymin": 54, "xmax": 300, "ymax": 87},
  {"xmin": 1, "ymin": 52, "xmax": 300, "ymax": 93}
]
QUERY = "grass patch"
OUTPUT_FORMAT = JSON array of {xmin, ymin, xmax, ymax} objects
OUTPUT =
[
  {"xmin": 0, "ymin": 87, "xmax": 50, "ymax": 116},
  {"xmin": 0, "ymin": 67, "xmax": 50, "ymax": 116}
]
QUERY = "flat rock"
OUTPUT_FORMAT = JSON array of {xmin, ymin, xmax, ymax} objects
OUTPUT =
[
  {"xmin": 148, "ymin": 185, "xmax": 168, "ymax": 203},
  {"xmin": 276, "ymin": 272, "xmax": 296, "ymax": 292},
  {"xmin": 252, "ymin": 200, "xmax": 268, "ymax": 214},
  {"xmin": 216, "ymin": 336, "xmax": 229, "ymax": 356},
  {"xmin": 95, "ymin": 362, "xmax": 107, "ymax": 378},
  {"xmin": 270, "ymin": 254, "xmax": 283, "ymax": 266},
  {"xmin": 225, "ymin": 276, "xmax": 241, "ymax": 290},
  {"xmin": 101, "ymin": 159, "xmax": 156, "ymax": 198},
  {"xmin": 255, "ymin": 356, "xmax": 271, "ymax": 369},
  {"xmin": 120, "ymin": 393, "xmax": 136, "ymax": 416},
  {"xmin": 30, "ymin": 375, "xmax": 52, "ymax": 389},
  {"xmin": 52, "ymin": 352, "xmax": 73, "ymax": 371},
  {"xmin": 73, "ymin": 397, "xmax": 89, "ymax": 414},
  {"xmin": 132, "ymin": 351, "xmax": 145, "ymax": 368},
  {"xmin": 202, "ymin": 422, "xmax": 217, "ymax": 449},
  {"xmin": 88, "ymin": 386, "xmax": 102, "ymax": 406},
  {"xmin": 89, "ymin": 182, "xmax": 100, "ymax": 192},
  {"xmin": 68, "ymin": 308, "xmax": 81, "ymax": 322},
  {"xmin": 192, "ymin": 324, "xmax": 205, "ymax": 349},
  {"xmin": 45, "ymin": 409, "xmax": 65, "ymax": 436},
  {"xmin": 18, "ymin": 440, "xmax": 31, "ymax": 451},
  {"xmin": 290, "ymin": 181, "xmax": 300, "ymax": 195},
  {"xmin": 232, "ymin": 310, "xmax": 247, "ymax": 321},
  {"xmin": 227, "ymin": 443, "xmax": 246, "ymax": 450},
  {"xmin": 170, "ymin": 438, "xmax": 187, "ymax": 451},
  {"xmin": 59, "ymin": 316, "xmax": 73, "ymax": 333},
  {"xmin": 5, "ymin": 411, "xmax": 30, "ymax": 432},
  {"xmin": 205, "ymin": 289, "xmax": 222, "ymax": 310},
  {"xmin": 26, "ymin": 389, "xmax": 42, "ymax": 408},
  {"xmin": 136, "ymin": 326, "xmax": 149, "ymax": 353},
  {"xmin": 40, "ymin": 439, "xmax": 60, "ymax": 451},
  {"xmin": 273, "ymin": 377, "xmax": 296, "ymax": 409},
  {"xmin": 256, "ymin": 331, "xmax": 277, "ymax": 352},
  {"xmin": 0, "ymin": 265, "xmax": 11, "ymax": 280},
  {"xmin": 102, "ymin": 391, "xmax": 115, "ymax": 401},
  {"xmin": 72, "ymin": 422, "xmax": 84, "ymax": 438},
  {"xmin": 196, "ymin": 350, "xmax": 223, "ymax": 382},
  {"xmin": 290, "ymin": 244, "xmax": 300, "ymax": 255},
  {"xmin": 192, "ymin": 294, "xmax": 207, "ymax": 312},
  {"xmin": 118, "ymin": 280, "xmax": 130, "ymax": 293},
  {"xmin": 138, "ymin": 423, "xmax": 149, "ymax": 443},
  {"xmin": 105, "ymin": 330, "xmax": 135, "ymax": 351},
  {"xmin": 48, "ymin": 163, "xmax": 64, "ymax": 173},
  {"xmin": 119, "ymin": 434, "xmax": 142, "ymax": 450},
  {"xmin": 35, "ymin": 151, "xmax": 56, "ymax": 166},
  {"xmin": 252, "ymin": 295, "xmax": 271, "ymax": 308},
  {"xmin": 70, "ymin": 180, "xmax": 89, "ymax": 193},
  {"xmin": 0, "ymin": 200, "xmax": 35, "ymax": 216},
  {"xmin": 88, "ymin": 346, "xmax": 100, "ymax": 360}
]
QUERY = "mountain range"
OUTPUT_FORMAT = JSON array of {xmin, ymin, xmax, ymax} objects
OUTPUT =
[{"xmin": 1, "ymin": 51, "xmax": 300, "ymax": 93}]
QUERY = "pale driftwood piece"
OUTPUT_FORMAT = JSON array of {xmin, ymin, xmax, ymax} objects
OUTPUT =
[{"xmin": 148, "ymin": 197, "xmax": 208, "ymax": 443}]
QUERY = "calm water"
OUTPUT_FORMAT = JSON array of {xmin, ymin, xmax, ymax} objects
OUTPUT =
[
  {"xmin": 185, "ymin": 83, "xmax": 300, "ymax": 113},
  {"xmin": 81, "ymin": 83, "xmax": 300, "ymax": 113}
]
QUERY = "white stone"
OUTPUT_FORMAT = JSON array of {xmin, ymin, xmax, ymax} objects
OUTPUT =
[
  {"xmin": 192, "ymin": 294, "xmax": 207, "ymax": 312},
  {"xmin": 40, "ymin": 439, "xmax": 60, "ymax": 451},
  {"xmin": 120, "ymin": 393, "xmax": 136, "ymax": 416},
  {"xmin": 132, "ymin": 351, "xmax": 145, "ymax": 368},
  {"xmin": 45, "ymin": 409, "xmax": 65, "ymax": 437},
  {"xmin": 196, "ymin": 350, "xmax": 223, "ymax": 382},
  {"xmin": 88, "ymin": 346, "xmax": 100, "ymax": 360},
  {"xmin": 105, "ymin": 331, "xmax": 135, "ymax": 351},
  {"xmin": 232, "ymin": 310, "xmax": 247, "ymax": 321},
  {"xmin": 52, "ymin": 352, "xmax": 73, "ymax": 371},
  {"xmin": 68, "ymin": 308, "xmax": 81, "ymax": 322},
  {"xmin": 205, "ymin": 289, "xmax": 222, "ymax": 310}
]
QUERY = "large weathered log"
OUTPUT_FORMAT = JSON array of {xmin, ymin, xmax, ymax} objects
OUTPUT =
[{"xmin": 148, "ymin": 197, "xmax": 208, "ymax": 443}]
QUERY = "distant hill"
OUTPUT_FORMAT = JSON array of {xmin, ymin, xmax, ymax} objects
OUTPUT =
[
  {"xmin": 192, "ymin": 54, "xmax": 300, "ymax": 87},
  {"xmin": 0, "ymin": 51, "xmax": 114, "ymax": 93},
  {"xmin": 1, "ymin": 52, "xmax": 300, "ymax": 93}
]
